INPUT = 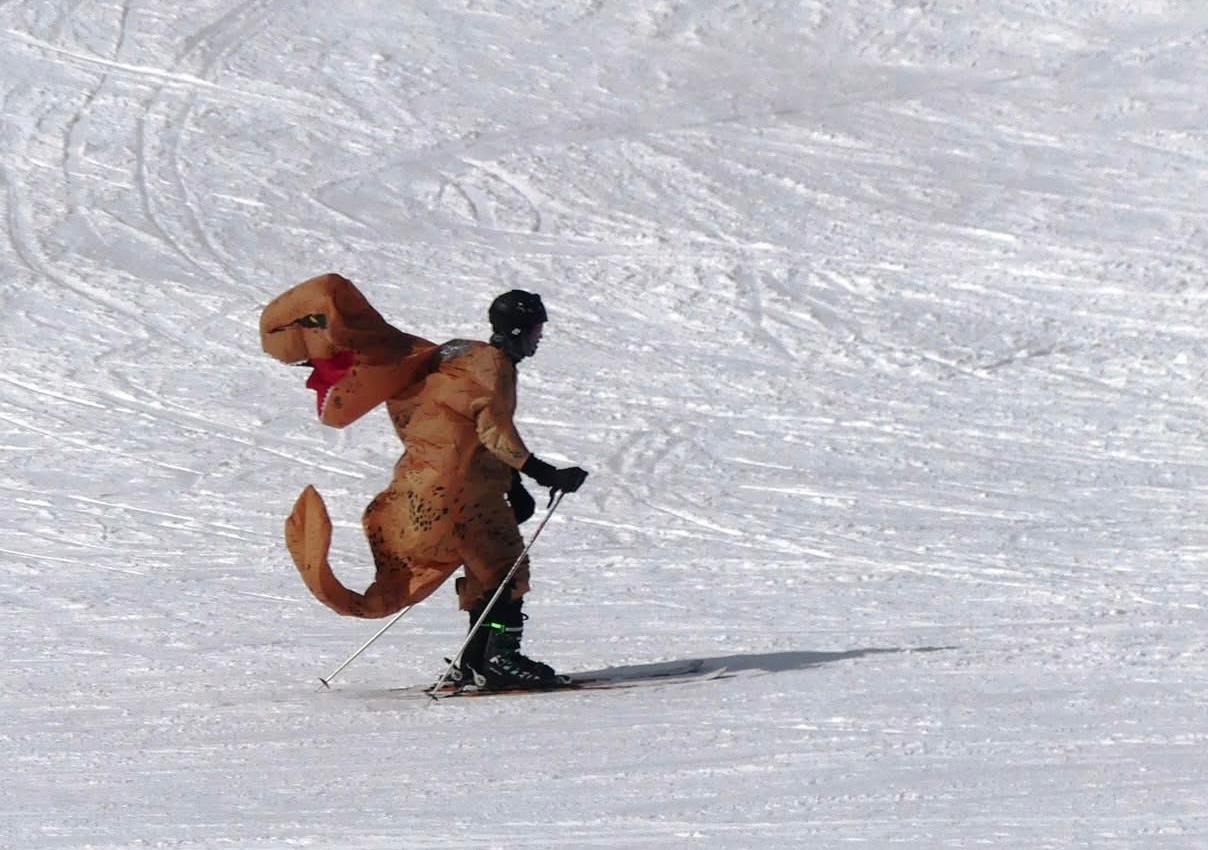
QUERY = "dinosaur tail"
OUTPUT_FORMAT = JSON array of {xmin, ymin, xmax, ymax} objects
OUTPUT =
[{"xmin": 284, "ymin": 485, "xmax": 408, "ymax": 619}]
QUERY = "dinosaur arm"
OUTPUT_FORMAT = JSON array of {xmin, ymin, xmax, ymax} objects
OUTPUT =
[{"xmin": 461, "ymin": 347, "xmax": 531, "ymax": 469}]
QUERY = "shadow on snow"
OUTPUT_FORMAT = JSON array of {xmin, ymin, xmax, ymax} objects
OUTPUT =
[{"xmin": 574, "ymin": 646, "xmax": 954, "ymax": 681}]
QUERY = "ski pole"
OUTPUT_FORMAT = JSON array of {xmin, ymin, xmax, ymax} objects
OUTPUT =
[
  {"xmin": 428, "ymin": 492, "xmax": 565, "ymax": 700},
  {"xmin": 317, "ymin": 604, "xmax": 414, "ymax": 690}
]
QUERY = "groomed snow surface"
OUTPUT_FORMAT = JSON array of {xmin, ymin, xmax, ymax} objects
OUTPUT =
[{"xmin": 3, "ymin": 1, "xmax": 1207, "ymax": 847}]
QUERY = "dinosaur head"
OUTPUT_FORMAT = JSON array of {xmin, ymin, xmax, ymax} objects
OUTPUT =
[{"xmin": 260, "ymin": 273, "xmax": 437, "ymax": 427}]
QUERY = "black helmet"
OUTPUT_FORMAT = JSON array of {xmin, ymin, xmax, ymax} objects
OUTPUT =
[
  {"xmin": 489, "ymin": 290, "xmax": 547, "ymax": 336},
  {"xmin": 489, "ymin": 290, "xmax": 547, "ymax": 362}
]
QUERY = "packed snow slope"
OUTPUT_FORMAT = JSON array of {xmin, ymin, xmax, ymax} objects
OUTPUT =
[{"xmin": 3, "ymin": 1, "xmax": 1207, "ymax": 847}]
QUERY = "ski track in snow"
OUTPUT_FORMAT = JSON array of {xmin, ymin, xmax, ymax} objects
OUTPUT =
[{"xmin": 3, "ymin": 1, "xmax": 1208, "ymax": 848}]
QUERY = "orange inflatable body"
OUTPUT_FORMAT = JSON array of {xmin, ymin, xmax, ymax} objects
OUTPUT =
[{"xmin": 261, "ymin": 274, "xmax": 533, "ymax": 617}]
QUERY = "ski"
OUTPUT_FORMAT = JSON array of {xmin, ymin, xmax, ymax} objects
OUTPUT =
[
  {"xmin": 390, "ymin": 658, "xmax": 725, "ymax": 699},
  {"xmin": 433, "ymin": 666, "xmax": 729, "ymax": 700}
]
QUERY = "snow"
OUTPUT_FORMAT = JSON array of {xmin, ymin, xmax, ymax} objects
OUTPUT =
[{"xmin": 3, "ymin": 1, "xmax": 1207, "ymax": 847}]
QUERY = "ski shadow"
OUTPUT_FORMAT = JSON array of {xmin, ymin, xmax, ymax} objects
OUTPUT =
[{"xmin": 576, "ymin": 646, "xmax": 954, "ymax": 681}]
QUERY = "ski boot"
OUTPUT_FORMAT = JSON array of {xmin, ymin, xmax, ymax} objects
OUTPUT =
[
  {"xmin": 468, "ymin": 596, "xmax": 562, "ymax": 689},
  {"xmin": 442, "ymin": 604, "xmax": 491, "ymax": 690}
]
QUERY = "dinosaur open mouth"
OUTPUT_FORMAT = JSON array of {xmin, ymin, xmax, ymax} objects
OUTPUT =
[{"xmin": 304, "ymin": 351, "xmax": 356, "ymax": 418}]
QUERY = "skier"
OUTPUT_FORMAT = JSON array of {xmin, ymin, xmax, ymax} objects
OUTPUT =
[
  {"xmin": 260, "ymin": 276, "xmax": 587, "ymax": 689},
  {"xmin": 414, "ymin": 290, "xmax": 590, "ymax": 688}
]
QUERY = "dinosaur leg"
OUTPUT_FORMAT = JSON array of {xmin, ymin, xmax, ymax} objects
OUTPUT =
[
  {"xmin": 362, "ymin": 487, "xmax": 458, "ymax": 613},
  {"xmin": 284, "ymin": 485, "xmax": 415, "ymax": 618},
  {"xmin": 454, "ymin": 495, "xmax": 530, "ymax": 610}
]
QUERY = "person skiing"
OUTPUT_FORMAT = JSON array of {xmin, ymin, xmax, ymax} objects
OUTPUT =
[
  {"xmin": 260, "ymin": 275, "xmax": 587, "ymax": 689},
  {"xmin": 404, "ymin": 289, "xmax": 589, "ymax": 688}
]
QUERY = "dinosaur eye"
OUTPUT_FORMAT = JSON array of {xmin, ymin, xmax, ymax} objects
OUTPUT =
[{"xmin": 296, "ymin": 314, "xmax": 327, "ymax": 329}]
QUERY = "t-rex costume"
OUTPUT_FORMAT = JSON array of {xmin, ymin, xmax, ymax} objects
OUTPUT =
[{"xmin": 261, "ymin": 273, "xmax": 538, "ymax": 617}]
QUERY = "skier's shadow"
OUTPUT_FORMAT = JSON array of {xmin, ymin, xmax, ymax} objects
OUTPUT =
[{"xmin": 576, "ymin": 646, "xmax": 953, "ymax": 680}]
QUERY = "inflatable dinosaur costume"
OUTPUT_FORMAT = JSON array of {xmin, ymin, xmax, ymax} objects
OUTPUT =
[{"xmin": 260, "ymin": 273, "xmax": 537, "ymax": 617}]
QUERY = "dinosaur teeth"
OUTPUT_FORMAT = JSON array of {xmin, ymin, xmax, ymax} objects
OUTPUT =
[{"xmin": 305, "ymin": 351, "xmax": 355, "ymax": 420}]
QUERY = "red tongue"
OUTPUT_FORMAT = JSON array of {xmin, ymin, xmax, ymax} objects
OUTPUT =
[{"xmin": 305, "ymin": 351, "xmax": 356, "ymax": 417}]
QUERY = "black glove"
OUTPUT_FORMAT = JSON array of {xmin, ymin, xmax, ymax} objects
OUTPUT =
[
  {"xmin": 506, "ymin": 469, "xmax": 536, "ymax": 524},
  {"xmin": 522, "ymin": 455, "xmax": 589, "ymax": 504}
]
